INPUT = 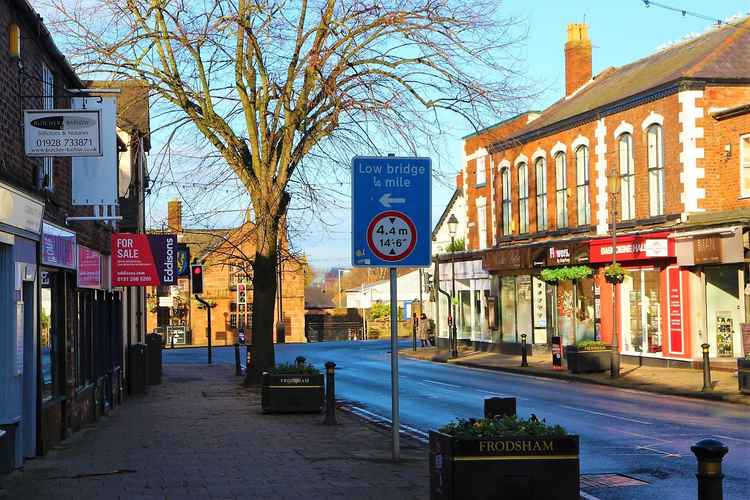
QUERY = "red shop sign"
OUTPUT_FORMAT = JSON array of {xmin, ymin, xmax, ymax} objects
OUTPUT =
[
  {"xmin": 589, "ymin": 231, "xmax": 674, "ymax": 263},
  {"xmin": 77, "ymin": 246, "xmax": 102, "ymax": 289},
  {"xmin": 667, "ymin": 267, "xmax": 684, "ymax": 354}
]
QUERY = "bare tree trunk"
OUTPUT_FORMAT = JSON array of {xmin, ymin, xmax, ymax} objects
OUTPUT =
[{"xmin": 244, "ymin": 205, "xmax": 283, "ymax": 385}]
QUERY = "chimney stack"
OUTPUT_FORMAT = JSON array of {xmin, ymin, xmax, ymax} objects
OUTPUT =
[
  {"xmin": 565, "ymin": 23, "xmax": 592, "ymax": 97},
  {"xmin": 167, "ymin": 199, "xmax": 182, "ymax": 233}
]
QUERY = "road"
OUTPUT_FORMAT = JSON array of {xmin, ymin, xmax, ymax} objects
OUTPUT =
[{"xmin": 165, "ymin": 340, "xmax": 749, "ymax": 500}]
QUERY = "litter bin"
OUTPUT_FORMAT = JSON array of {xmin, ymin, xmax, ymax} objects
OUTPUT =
[
  {"xmin": 0, "ymin": 426, "xmax": 15, "ymax": 473},
  {"xmin": 146, "ymin": 333, "xmax": 163, "ymax": 385},
  {"xmin": 128, "ymin": 344, "xmax": 148, "ymax": 395}
]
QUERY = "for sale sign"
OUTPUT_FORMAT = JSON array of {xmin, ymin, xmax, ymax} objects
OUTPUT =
[{"xmin": 112, "ymin": 233, "xmax": 177, "ymax": 286}]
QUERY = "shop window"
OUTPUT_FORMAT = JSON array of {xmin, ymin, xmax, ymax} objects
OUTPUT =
[
  {"xmin": 554, "ymin": 152, "xmax": 568, "ymax": 229},
  {"xmin": 740, "ymin": 134, "xmax": 750, "ymax": 197},
  {"xmin": 618, "ymin": 133, "xmax": 635, "ymax": 220},
  {"xmin": 500, "ymin": 276, "xmax": 516, "ymax": 342},
  {"xmin": 518, "ymin": 162, "xmax": 529, "ymax": 234},
  {"xmin": 647, "ymin": 124, "xmax": 664, "ymax": 216},
  {"xmin": 501, "ymin": 167, "xmax": 511, "ymax": 235},
  {"xmin": 476, "ymin": 156, "xmax": 486, "ymax": 186},
  {"xmin": 535, "ymin": 157, "xmax": 547, "ymax": 231},
  {"xmin": 705, "ymin": 266, "xmax": 740, "ymax": 358},
  {"xmin": 574, "ymin": 277, "xmax": 595, "ymax": 342},
  {"xmin": 555, "ymin": 280, "xmax": 575, "ymax": 345},
  {"xmin": 41, "ymin": 271, "xmax": 64, "ymax": 400},
  {"xmin": 458, "ymin": 288, "xmax": 472, "ymax": 340},
  {"xmin": 75, "ymin": 290, "xmax": 95, "ymax": 387},
  {"xmin": 621, "ymin": 269, "xmax": 662, "ymax": 354},
  {"xmin": 575, "ymin": 145, "xmax": 590, "ymax": 226}
]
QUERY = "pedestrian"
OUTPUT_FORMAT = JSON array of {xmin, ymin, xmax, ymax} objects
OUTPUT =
[{"xmin": 417, "ymin": 313, "xmax": 430, "ymax": 347}]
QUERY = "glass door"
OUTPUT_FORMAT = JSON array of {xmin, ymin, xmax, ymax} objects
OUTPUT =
[
  {"xmin": 705, "ymin": 266, "xmax": 740, "ymax": 358},
  {"xmin": 621, "ymin": 269, "xmax": 662, "ymax": 354}
]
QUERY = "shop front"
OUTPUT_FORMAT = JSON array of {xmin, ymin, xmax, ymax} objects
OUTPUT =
[
  {"xmin": 590, "ymin": 231, "xmax": 688, "ymax": 365},
  {"xmin": 0, "ymin": 181, "xmax": 43, "ymax": 471},
  {"xmin": 39, "ymin": 221, "xmax": 77, "ymax": 454},
  {"xmin": 673, "ymin": 226, "xmax": 748, "ymax": 361}
]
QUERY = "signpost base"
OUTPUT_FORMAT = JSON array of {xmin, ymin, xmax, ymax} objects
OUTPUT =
[{"xmin": 390, "ymin": 267, "xmax": 400, "ymax": 462}]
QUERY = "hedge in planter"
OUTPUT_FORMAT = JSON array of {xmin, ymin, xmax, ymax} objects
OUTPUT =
[
  {"xmin": 430, "ymin": 415, "xmax": 579, "ymax": 500},
  {"xmin": 261, "ymin": 363, "xmax": 324, "ymax": 414},
  {"xmin": 565, "ymin": 340, "xmax": 612, "ymax": 374}
]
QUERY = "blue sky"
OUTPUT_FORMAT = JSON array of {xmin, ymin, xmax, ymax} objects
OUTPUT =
[{"xmin": 146, "ymin": 1, "xmax": 750, "ymax": 270}]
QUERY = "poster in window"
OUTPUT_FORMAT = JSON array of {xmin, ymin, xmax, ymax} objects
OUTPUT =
[
  {"xmin": 532, "ymin": 276, "xmax": 546, "ymax": 328},
  {"xmin": 16, "ymin": 302, "xmax": 24, "ymax": 375},
  {"xmin": 715, "ymin": 312, "xmax": 735, "ymax": 357}
]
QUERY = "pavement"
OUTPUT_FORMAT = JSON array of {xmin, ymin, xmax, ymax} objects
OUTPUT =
[
  {"xmin": 400, "ymin": 346, "xmax": 750, "ymax": 405},
  {"xmin": 0, "ymin": 363, "xmax": 428, "ymax": 500}
]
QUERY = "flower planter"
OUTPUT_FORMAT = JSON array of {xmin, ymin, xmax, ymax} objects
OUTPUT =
[
  {"xmin": 429, "ymin": 431, "xmax": 579, "ymax": 500},
  {"xmin": 738, "ymin": 358, "xmax": 750, "ymax": 394},
  {"xmin": 261, "ymin": 372, "xmax": 324, "ymax": 413},
  {"xmin": 565, "ymin": 346, "xmax": 611, "ymax": 374}
]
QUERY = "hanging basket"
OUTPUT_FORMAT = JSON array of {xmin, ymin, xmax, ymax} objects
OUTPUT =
[{"xmin": 603, "ymin": 263, "xmax": 627, "ymax": 284}]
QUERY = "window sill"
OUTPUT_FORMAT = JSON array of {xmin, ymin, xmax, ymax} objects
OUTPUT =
[
  {"xmin": 571, "ymin": 225, "xmax": 591, "ymax": 234},
  {"xmin": 475, "ymin": 182, "xmax": 487, "ymax": 189},
  {"xmin": 549, "ymin": 228, "xmax": 571, "ymax": 236}
]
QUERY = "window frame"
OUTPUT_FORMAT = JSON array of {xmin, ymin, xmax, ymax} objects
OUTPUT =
[
  {"xmin": 42, "ymin": 63, "xmax": 54, "ymax": 191},
  {"xmin": 501, "ymin": 167, "xmax": 511, "ymax": 235},
  {"xmin": 742, "ymin": 133, "xmax": 750, "ymax": 198},
  {"xmin": 535, "ymin": 157, "xmax": 547, "ymax": 231},
  {"xmin": 575, "ymin": 145, "xmax": 590, "ymax": 226},
  {"xmin": 517, "ymin": 162, "xmax": 529, "ymax": 234},
  {"xmin": 618, "ymin": 133, "xmax": 636, "ymax": 220},
  {"xmin": 476, "ymin": 155, "xmax": 487, "ymax": 186},
  {"xmin": 476, "ymin": 199, "xmax": 487, "ymax": 249},
  {"xmin": 554, "ymin": 152, "xmax": 568, "ymax": 229},
  {"xmin": 647, "ymin": 124, "xmax": 665, "ymax": 216}
]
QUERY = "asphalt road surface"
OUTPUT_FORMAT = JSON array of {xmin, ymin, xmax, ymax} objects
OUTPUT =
[{"xmin": 165, "ymin": 340, "xmax": 749, "ymax": 500}]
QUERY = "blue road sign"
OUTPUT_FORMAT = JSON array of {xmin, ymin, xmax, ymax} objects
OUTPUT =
[{"xmin": 352, "ymin": 156, "xmax": 431, "ymax": 267}]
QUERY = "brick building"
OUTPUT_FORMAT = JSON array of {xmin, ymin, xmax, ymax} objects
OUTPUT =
[
  {"xmin": 146, "ymin": 200, "xmax": 307, "ymax": 345},
  {"xmin": 0, "ymin": 1, "xmax": 150, "ymax": 472},
  {"xmin": 440, "ymin": 20, "xmax": 750, "ymax": 366}
]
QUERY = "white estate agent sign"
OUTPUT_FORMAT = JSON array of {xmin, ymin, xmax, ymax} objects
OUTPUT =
[
  {"xmin": 71, "ymin": 97, "xmax": 118, "ymax": 205},
  {"xmin": 24, "ymin": 109, "xmax": 102, "ymax": 157}
]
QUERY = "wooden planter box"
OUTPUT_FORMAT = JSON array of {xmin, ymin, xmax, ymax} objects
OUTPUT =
[
  {"xmin": 738, "ymin": 358, "xmax": 750, "ymax": 394},
  {"xmin": 261, "ymin": 372, "xmax": 324, "ymax": 413},
  {"xmin": 565, "ymin": 346, "xmax": 611, "ymax": 374},
  {"xmin": 429, "ymin": 431, "xmax": 579, "ymax": 500}
]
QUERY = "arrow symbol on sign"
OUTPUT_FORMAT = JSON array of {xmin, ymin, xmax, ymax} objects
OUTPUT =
[{"xmin": 379, "ymin": 193, "xmax": 406, "ymax": 208}]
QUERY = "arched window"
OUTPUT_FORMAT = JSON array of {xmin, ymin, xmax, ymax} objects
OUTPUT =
[
  {"xmin": 554, "ymin": 152, "xmax": 568, "ymax": 229},
  {"xmin": 575, "ymin": 145, "xmax": 590, "ymax": 226},
  {"xmin": 518, "ymin": 162, "xmax": 529, "ymax": 234},
  {"xmin": 647, "ymin": 124, "xmax": 664, "ymax": 216},
  {"xmin": 501, "ymin": 167, "xmax": 511, "ymax": 235},
  {"xmin": 618, "ymin": 133, "xmax": 635, "ymax": 220},
  {"xmin": 535, "ymin": 157, "xmax": 547, "ymax": 231}
]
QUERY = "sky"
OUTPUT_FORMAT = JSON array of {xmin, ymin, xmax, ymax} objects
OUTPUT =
[{"xmin": 144, "ymin": 0, "xmax": 750, "ymax": 270}]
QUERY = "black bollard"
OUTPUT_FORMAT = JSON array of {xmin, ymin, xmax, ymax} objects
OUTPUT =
[
  {"xmin": 521, "ymin": 333, "xmax": 529, "ymax": 367},
  {"xmin": 324, "ymin": 361, "xmax": 337, "ymax": 425},
  {"xmin": 234, "ymin": 343, "xmax": 241, "ymax": 376},
  {"xmin": 691, "ymin": 439, "xmax": 728, "ymax": 500},
  {"xmin": 484, "ymin": 397, "xmax": 516, "ymax": 419},
  {"xmin": 295, "ymin": 356, "xmax": 306, "ymax": 368},
  {"xmin": 701, "ymin": 343, "xmax": 712, "ymax": 392},
  {"xmin": 171, "ymin": 334, "xmax": 175, "ymax": 349}
]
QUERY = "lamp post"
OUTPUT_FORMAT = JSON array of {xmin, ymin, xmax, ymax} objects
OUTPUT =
[
  {"xmin": 337, "ymin": 268, "xmax": 350, "ymax": 308},
  {"xmin": 447, "ymin": 214, "xmax": 459, "ymax": 358},
  {"xmin": 607, "ymin": 170, "xmax": 621, "ymax": 378}
]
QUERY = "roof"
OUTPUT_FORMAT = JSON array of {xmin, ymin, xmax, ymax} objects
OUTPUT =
[
  {"xmin": 491, "ymin": 17, "xmax": 750, "ymax": 151},
  {"xmin": 461, "ymin": 111, "xmax": 542, "ymax": 140},
  {"xmin": 89, "ymin": 80, "xmax": 151, "ymax": 151},
  {"xmin": 432, "ymin": 188, "xmax": 462, "ymax": 239}
]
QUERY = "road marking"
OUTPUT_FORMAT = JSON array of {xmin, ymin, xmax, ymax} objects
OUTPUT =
[
  {"xmin": 421, "ymin": 379, "xmax": 461, "ymax": 388},
  {"xmin": 635, "ymin": 445, "xmax": 682, "ymax": 458},
  {"xmin": 713, "ymin": 434, "xmax": 750, "ymax": 444},
  {"xmin": 347, "ymin": 406, "xmax": 429, "ymax": 443},
  {"xmin": 560, "ymin": 405, "xmax": 653, "ymax": 425},
  {"xmin": 580, "ymin": 492, "xmax": 603, "ymax": 500}
]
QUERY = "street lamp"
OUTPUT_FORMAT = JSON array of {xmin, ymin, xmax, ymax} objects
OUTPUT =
[
  {"xmin": 607, "ymin": 170, "xmax": 621, "ymax": 378},
  {"xmin": 447, "ymin": 214, "xmax": 459, "ymax": 358}
]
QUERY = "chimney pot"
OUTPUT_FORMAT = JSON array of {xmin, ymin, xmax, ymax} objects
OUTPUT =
[{"xmin": 565, "ymin": 23, "xmax": 592, "ymax": 97}]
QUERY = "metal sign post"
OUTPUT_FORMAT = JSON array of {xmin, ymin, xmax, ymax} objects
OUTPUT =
[
  {"xmin": 389, "ymin": 267, "xmax": 399, "ymax": 461},
  {"xmin": 351, "ymin": 155, "xmax": 431, "ymax": 463}
]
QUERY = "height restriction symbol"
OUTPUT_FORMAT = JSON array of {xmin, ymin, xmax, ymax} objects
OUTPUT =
[{"xmin": 366, "ymin": 210, "xmax": 417, "ymax": 262}]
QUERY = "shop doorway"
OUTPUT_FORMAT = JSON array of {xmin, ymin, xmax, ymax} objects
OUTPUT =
[
  {"xmin": 621, "ymin": 268, "xmax": 663, "ymax": 354},
  {"xmin": 705, "ymin": 266, "xmax": 740, "ymax": 358}
]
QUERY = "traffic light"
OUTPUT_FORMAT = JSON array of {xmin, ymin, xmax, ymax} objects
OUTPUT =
[{"xmin": 191, "ymin": 263, "xmax": 204, "ymax": 295}]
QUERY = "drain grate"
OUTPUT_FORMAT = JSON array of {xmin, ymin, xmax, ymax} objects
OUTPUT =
[{"xmin": 580, "ymin": 474, "xmax": 648, "ymax": 489}]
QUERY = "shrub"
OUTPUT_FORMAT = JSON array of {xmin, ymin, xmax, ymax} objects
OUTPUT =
[
  {"xmin": 268, "ymin": 362, "xmax": 320, "ymax": 375},
  {"xmin": 439, "ymin": 414, "xmax": 566, "ymax": 440},
  {"xmin": 574, "ymin": 339, "xmax": 611, "ymax": 351}
]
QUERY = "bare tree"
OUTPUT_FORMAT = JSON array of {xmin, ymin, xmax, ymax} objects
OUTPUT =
[{"xmin": 45, "ymin": 0, "xmax": 531, "ymax": 382}]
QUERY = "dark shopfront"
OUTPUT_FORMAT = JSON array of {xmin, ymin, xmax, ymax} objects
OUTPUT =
[{"xmin": 482, "ymin": 241, "xmax": 595, "ymax": 354}]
